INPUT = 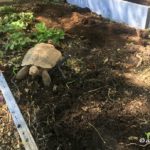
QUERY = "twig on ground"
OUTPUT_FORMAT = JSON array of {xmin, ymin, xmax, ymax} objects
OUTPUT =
[
  {"xmin": 26, "ymin": 109, "xmax": 31, "ymax": 127},
  {"xmin": 136, "ymin": 53, "xmax": 142, "ymax": 67},
  {"xmin": 107, "ymin": 88, "xmax": 115, "ymax": 101},
  {"xmin": 127, "ymin": 142, "xmax": 150, "ymax": 148},
  {"xmin": 88, "ymin": 122, "xmax": 106, "ymax": 145},
  {"xmin": 86, "ymin": 87, "xmax": 102, "ymax": 94}
]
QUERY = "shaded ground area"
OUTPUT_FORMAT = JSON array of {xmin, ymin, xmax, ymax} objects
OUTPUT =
[{"xmin": 1, "ymin": 1, "xmax": 150, "ymax": 150}]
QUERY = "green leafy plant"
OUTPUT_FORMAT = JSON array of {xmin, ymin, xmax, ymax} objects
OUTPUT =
[
  {"xmin": 1, "ymin": 14, "xmax": 18, "ymax": 25},
  {"xmin": 0, "ymin": 12, "xmax": 35, "ymax": 50},
  {"xmin": 34, "ymin": 22, "xmax": 65, "ymax": 44},
  {"xmin": 0, "ymin": 50, "xmax": 4, "ymax": 58},
  {"xmin": 1, "ymin": 12, "xmax": 34, "ymax": 30},
  {"xmin": 0, "ymin": 12, "xmax": 64, "ymax": 51},
  {"xmin": 5, "ymin": 32, "xmax": 33, "ymax": 50},
  {"xmin": 4, "ymin": 20, "xmax": 27, "ymax": 32},
  {"xmin": 35, "ymin": 22, "xmax": 48, "ymax": 33},
  {"xmin": 0, "ymin": 6, "xmax": 16, "ymax": 14},
  {"xmin": 19, "ymin": 12, "xmax": 34, "ymax": 23},
  {"xmin": 12, "ymin": 66, "xmax": 18, "ymax": 75}
]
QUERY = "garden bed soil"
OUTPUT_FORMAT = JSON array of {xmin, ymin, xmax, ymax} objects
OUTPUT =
[{"xmin": 1, "ymin": 1, "xmax": 150, "ymax": 150}]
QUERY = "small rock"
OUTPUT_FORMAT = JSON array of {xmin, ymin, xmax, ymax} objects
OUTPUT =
[
  {"xmin": 53, "ymin": 85, "xmax": 57, "ymax": 92},
  {"xmin": 16, "ymin": 143, "xmax": 20, "ymax": 148},
  {"xmin": 7, "ymin": 132, "xmax": 11, "ymax": 136},
  {"xmin": 25, "ymin": 88, "xmax": 29, "ymax": 93}
]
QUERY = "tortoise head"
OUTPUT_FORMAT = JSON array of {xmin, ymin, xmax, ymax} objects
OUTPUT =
[{"xmin": 29, "ymin": 66, "xmax": 40, "ymax": 77}]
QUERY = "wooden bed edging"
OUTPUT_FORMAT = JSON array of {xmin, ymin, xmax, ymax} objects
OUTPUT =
[
  {"xmin": 67, "ymin": 0, "xmax": 150, "ymax": 29},
  {"xmin": 0, "ymin": 72, "xmax": 38, "ymax": 150}
]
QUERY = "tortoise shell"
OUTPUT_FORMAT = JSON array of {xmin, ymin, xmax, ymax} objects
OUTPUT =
[{"xmin": 22, "ymin": 43, "xmax": 62, "ymax": 69}]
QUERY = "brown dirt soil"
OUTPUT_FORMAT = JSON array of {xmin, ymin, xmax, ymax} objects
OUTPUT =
[{"xmin": 1, "ymin": 1, "xmax": 150, "ymax": 150}]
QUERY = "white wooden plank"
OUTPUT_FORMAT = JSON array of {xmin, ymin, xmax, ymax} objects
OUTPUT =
[
  {"xmin": 67, "ymin": 0, "xmax": 150, "ymax": 29},
  {"xmin": 146, "ymin": 8, "xmax": 150, "ymax": 28},
  {"xmin": 0, "ymin": 72, "xmax": 38, "ymax": 150}
]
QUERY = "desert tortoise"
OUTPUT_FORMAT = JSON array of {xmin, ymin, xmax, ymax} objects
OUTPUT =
[{"xmin": 16, "ymin": 43, "xmax": 63, "ymax": 86}]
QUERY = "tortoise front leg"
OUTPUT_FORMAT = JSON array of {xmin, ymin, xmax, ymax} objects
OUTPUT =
[
  {"xmin": 58, "ymin": 65, "xmax": 66, "ymax": 79},
  {"xmin": 56, "ymin": 54, "xmax": 71, "ymax": 79},
  {"xmin": 42, "ymin": 70, "xmax": 51, "ymax": 86},
  {"xmin": 16, "ymin": 66, "xmax": 29, "ymax": 80}
]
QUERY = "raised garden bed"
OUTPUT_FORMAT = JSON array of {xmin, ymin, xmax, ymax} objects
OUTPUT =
[
  {"xmin": 1, "ymin": 1, "xmax": 150, "ymax": 150},
  {"xmin": 67, "ymin": 0, "xmax": 150, "ymax": 29},
  {"xmin": 125, "ymin": 0, "xmax": 150, "ymax": 5}
]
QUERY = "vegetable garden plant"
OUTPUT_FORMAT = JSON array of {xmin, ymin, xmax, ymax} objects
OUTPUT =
[{"xmin": 0, "ymin": 7, "xmax": 65, "ymax": 51}]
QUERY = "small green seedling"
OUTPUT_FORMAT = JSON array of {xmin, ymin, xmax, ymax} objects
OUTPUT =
[
  {"xmin": 145, "ymin": 132, "xmax": 150, "ymax": 140},
  {"xmin": 12, "ymin": 66, "xmax": 18, "ymax": 75}
]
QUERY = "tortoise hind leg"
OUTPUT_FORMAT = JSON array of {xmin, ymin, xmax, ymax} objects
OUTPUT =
[
  {"xmin": 42, "ymin": 70, "xmax": 51, "ymax": 86},
  {"xmin": 16, "ymin": 66, "xmax": 29, "ymax": 80}
]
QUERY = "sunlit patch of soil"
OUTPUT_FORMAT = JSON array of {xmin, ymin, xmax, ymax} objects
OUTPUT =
[
  {"xmin": 124, "ymin": 68, "xmax": 150, "ymax": 87},
  {"xmin": 123, "ymin": 99, "xmax": 150, "ymax": 115},
  {"xmin": 0, "ymin": 102, "xmax": 23, "ymax": 149}
]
